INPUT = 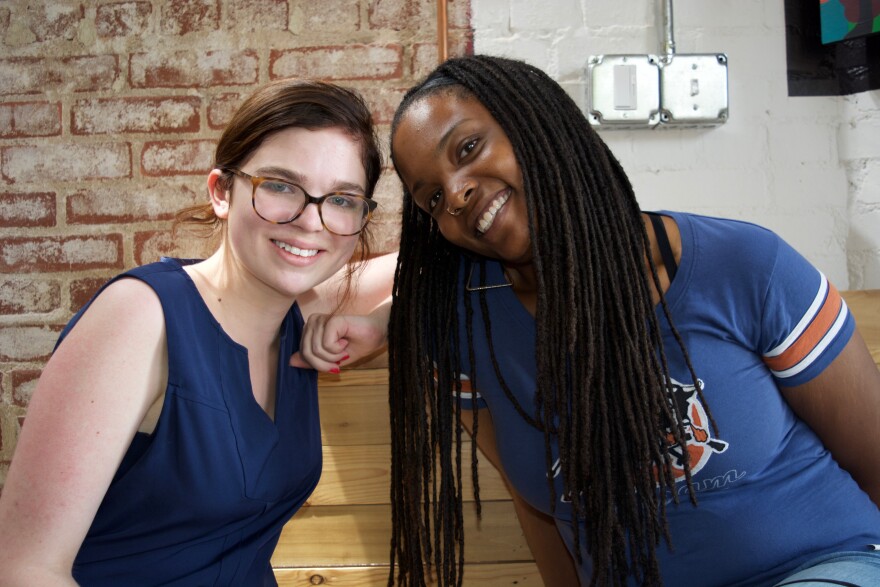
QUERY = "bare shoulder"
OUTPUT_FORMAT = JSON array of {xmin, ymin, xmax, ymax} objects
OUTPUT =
[
  {"xmin": 0, "ymin": 275, "xmax": 169, "ymax": 573},
  {"xmin": 60, "ymin": 277, "xmax": 165, "ymax": 350},
  {"xmin": 92, "ymin": 275, "xmax": 163, "ymax": 316},
  {"xmin": 50, "ymin": 275, "xmax": 168, "ymax": 411}
]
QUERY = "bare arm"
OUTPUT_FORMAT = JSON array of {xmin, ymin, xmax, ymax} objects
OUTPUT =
[
  {"xmin": 459, "ymin": 408, "xmax": 580, "ymax": 586},
  {"xmin": 0, "ymin": 279, "xmax": 167, "ymax": 586},
  {"xmin": 780, "ymin": 329, "xmax": 880, "ymax": 506},
  {"xmin": 293, "ymin": 252, "xmax": 396, "ymax": 371},
  {"xmin": 297, "ymin": 251, "xmax": 397, "ymax": 318}
]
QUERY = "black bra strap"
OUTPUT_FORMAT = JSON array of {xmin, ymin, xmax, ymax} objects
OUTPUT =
[{"xmin": 647, "ymin": 212, "xmax": 677, "ymax": 283}]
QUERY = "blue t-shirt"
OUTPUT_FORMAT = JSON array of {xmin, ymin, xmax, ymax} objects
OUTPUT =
[
  {"xmin": 456, "ymin": 212, "xmax": 880, "ymax": 586},
  {"xmin": 60, "ymin": 258, "xmax": 321, "ymax": 586}
]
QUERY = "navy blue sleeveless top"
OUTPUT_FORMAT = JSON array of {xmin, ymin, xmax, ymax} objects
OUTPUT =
[{"xmin": 63, "ymin": 258, "xmax": 321, "ymax": 586}]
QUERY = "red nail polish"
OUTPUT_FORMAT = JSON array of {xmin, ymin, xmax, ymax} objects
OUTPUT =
[
  {"xmin": 329, "ymin": 367, "xmax": 340, "ymax": 374},
  {"xmin": 341, "ymin": 355, "xmax": 350, "ymax": 361}
]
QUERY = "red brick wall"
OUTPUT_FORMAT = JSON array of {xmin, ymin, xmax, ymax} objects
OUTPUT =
[{"xmin": 0, "ymin": 0, "xmax": 472, "ymax": 489}]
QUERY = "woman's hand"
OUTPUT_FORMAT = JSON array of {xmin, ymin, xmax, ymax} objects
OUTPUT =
[
  {"xmin": 293, "ymin": 252, "xmax": 396, "ymax": 372},
  {"xmin": 291, "ymin": 303, "xmax": 391, "ymax": 372}
]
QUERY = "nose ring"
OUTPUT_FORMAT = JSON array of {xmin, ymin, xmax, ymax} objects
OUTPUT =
[{"xmin": 446, "ymin": 186, "xmax": 472, "ymax": 216}]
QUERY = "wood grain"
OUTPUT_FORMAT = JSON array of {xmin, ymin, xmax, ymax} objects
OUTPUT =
[
  {"xmin": 309, "ymin": 442, "xmax": 510, "ymax": 506},
  {"xmin": 275, "ymin": 563, "xmax": 541, "ymax": 586},
  {"xmin": 317, "ymin": 383, "xmax": 390, "ymax": 447},
  {"xmin": 843, "ymin": 290, "xmax": 880, "ymax": 366},
  {"xmin": 272, "ymin": 501, "xmax": 531, "ymax": 567}
]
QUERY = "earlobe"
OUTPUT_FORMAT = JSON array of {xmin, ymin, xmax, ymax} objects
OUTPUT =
[{"xmin": 207, "ymin": 169, "xmax": 231, "ymax": 219}]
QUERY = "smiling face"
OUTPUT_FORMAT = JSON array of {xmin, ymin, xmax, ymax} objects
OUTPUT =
[
  {"xmin": 212, "ymin": 126, "xmax": 366, "ymax": 299},
  {"xmin": 391, "ymin": 90, "xmax": 533, "ymax": 269}
]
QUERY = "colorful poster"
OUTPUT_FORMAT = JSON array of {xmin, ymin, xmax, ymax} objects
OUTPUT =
[{"xmin": 820, "ymin": 0, "xmax": 880, "ymax": 44}]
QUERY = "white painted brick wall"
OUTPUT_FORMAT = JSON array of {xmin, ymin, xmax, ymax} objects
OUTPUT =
[
  {"xmin": 473, "ymin": 0, "xmax": 880, "ymax": 289},
  {"xmin": 841, "ymin": 91, "xmax": 880, "ymax": 288}
]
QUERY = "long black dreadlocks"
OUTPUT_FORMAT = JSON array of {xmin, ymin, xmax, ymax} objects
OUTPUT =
[{"xmin": 387, "ymin": 55, "xmax": 710, "ymax": 587}]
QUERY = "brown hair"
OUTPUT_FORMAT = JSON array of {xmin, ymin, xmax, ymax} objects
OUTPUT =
[{"xmin": 175, "ymin": 78, "xmax": 383, "ymax": 307}]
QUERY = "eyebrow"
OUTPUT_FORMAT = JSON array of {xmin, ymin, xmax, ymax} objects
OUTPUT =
[
  {"xmin": 409, "ymin": 118, "xmax": 469, "ymax": 196},
  {"xmin": 255, "ymin": 165, "xmax": 366, "ymax": 195},
  {"xmin": 435, "ymin": 119, "xmax": 468, "ymax": 156}
]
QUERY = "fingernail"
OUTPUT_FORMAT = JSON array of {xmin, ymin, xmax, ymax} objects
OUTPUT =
[
  {"xmin": 341, "ymin": 355, "xmax": 350, "ymax": 361},
  {"xmin": 329, "ymin": 367, "xmax": 340, "ymax": 374}
]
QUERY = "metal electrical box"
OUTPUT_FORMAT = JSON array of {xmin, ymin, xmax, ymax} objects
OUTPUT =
[
  {"xmin": 660, "ymin": 53, "xmax": 728, "ymax": 126},
  {"xmin": 586, "ymin": 54, "xmax": 661, "ymax": 128},
  {"xmin": 586, "ymin": 53, "xmax": 729, "ymax": 130}
]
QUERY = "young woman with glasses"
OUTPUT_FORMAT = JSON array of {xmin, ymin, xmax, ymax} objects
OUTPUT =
[
  {"xmin": 298, "ymin": 55, "xmax": 880, "ymax": 586},
  {"xmin": 0, "ymin": 78, "xmax": 394, "ymax": 586}
]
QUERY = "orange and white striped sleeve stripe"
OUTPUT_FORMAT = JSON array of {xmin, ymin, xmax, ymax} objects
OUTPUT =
[
  {"xmin": 762, "ymin": 272, "xmax": 850, "ymax": 380},
  {"xmin": 433, "ymin": 364, "xmax": 481, "ymax": 401},
  {"xmin": 452, "ymin": 373, "xmax": 479, "ymax": 401}
]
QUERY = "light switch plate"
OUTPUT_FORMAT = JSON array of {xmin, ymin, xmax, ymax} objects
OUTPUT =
[
  {"xmin": 660, "ymin": 53, "xmax": 729, "ymax": 126},
  {"xmin": 586, "ymin": 54, "xmax": 661, "ymax": 128}
]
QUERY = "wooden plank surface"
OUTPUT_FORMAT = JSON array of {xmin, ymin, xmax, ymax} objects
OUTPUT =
[
  {"xmin": 843, "ymin": 290, "xmax": 880, "ymax": 365},
  {"xmin": 318, "ymin": 368, "xmax": 388, "ymax": 388},
  {"xmin": 302, "ymin": 366, "xmax": 529, "ymax": 584},
  {"xmin": 310, "ymin": 442, "xmax": 510, "ymax": 506},
  {"xmin": 273, "ymin": 501, "xmax": 531, "ymax": 567},
  {"xmin": 275, "ymin": 563, "xmax": 541, "ymax": 586},
  {"xmin": 317, "ymin": 383, "xmax": 390, "ymax": 447}
]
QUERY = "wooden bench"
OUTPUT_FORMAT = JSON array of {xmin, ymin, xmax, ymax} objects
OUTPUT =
[
  {"xmin": 272, "ymin": 290, "xmax": 880, "ymax": 586},
  {"xmin": 846, "ymin": 290, "xmax": 880, "ymax": 366},
  {"xmin": 271, "ymin": 366, "xmax": 540, "ymax": 586}
]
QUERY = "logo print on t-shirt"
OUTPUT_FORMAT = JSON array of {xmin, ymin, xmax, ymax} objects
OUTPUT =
[{"xmin": 664, "ymin": 377, "xmax": 728, "ymax": 480}]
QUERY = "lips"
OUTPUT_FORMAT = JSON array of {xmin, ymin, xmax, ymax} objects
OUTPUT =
[
  {"xmin": 272, "ymin": 239, "xmax": 318, "ymax": 257},
  {"xmin": 476, "ymin": 189, "xmax": 511, "ymax": 234}
]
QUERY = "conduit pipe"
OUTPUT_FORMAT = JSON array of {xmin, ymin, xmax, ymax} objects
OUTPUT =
[
  {"xmin": 661, "ymin": 0, "xmax": 675, "ymax": 57},
  {"xmin": 437, "ymin": 0, "xmax": 449, "ymax": 63}
]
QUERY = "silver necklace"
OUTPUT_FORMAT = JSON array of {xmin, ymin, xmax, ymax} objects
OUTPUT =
[{"xmin": 464, "ymin": 263, "xmax": 513, "ymax": 292}]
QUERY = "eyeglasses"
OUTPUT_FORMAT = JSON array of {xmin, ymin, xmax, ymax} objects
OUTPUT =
[{"xmin": 223, "ymin": 168, "xmax": 377, "ymax": 236}]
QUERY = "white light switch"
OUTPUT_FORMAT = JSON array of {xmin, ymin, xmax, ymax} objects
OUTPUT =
[
  {"xmin": 586, "ymin": 54, "xmax": 661, "ymax": 127},
  {"xmin": 614, "ymin": 65, "xmax": 638, "ymax": 110},
  {"xmin": 660, "ymin": 54, "xmax": 728, "ymax": 126}
]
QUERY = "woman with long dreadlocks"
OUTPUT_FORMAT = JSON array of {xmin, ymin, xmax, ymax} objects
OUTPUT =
[{"xmin": 296, "ymin": 55, "xmax": 880, "ymax": 586}]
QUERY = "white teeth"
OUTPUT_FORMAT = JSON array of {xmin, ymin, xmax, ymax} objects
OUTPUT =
[
  {"xmin": 476, "ymin": 191, "xmax": 510, "ymax": 234},
  {"xmin": 272, "ymin": 240, "xmax": 318, "ymax": 257}
]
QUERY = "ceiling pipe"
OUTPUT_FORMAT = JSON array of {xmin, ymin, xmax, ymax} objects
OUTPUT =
[{"xmin": 437, "ymin": 0, "xmax": 449, "ymax": 63}]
